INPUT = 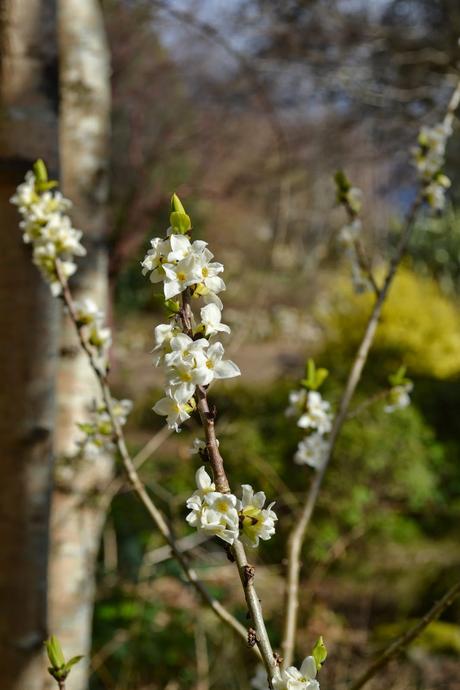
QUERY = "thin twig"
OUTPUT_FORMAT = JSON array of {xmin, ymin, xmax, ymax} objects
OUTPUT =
[
  {"xmin": 349, "ymin": 580, "xmax": 460, "ymax": 690},
  {"xmin": 343, "ymin": 198, "xmax": 381, "ymax": 298},
  {"xmin": 346, "ymin": 388, "xmax": 392, "ymax": 420},
  {"xmin": 195, "ymin": 384, "xmax": 276, "ymax": 680},
  {"xmin": 54, "ymin": 263, "xmax": 255, "ymax": 656},
  {"xmin": 281, "ymin": 188, "xmax": 422, "ymax": 669},
  {"xmin": 281, "ymin": 79, "xmax": 460, "ymax": 668}
]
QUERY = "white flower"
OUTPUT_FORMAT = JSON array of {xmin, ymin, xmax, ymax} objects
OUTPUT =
[
  {"xmin": 88, "ymin": 321, "xmax": 112, "ymax": 352},
  {"xmin": 190, "ymin": 438, "xmax": 207, "ymax": 455},
  {"xmin": 237, "ymin": 484, "xmax": 277, "ymax": 548},
  {"xmin": 77, "ymin": 397, "xmax": 132, "ymax": 459},
  {"xmin": 198, "ymin": 492, "xmax": 240, "ymax": 544},
  {"xmin": 272, "ymin": 656, "xmax": 319, "ymax": 690},
  {"xmin": 162, "ymin": 254, "xmax": 202, "ymax": 299},
  {"xmin": 11, "ymin": 168, "xmax": 86, "ymax": 294},
  {"xmin": 112, "ymin": 398, "xmax": 133, "ymax": 426},
  {"xmin": 167, "ymin": 233, "xmax": 193, "ymax": 261},
  {"xmin": 202, "ymin": 342, "xmax": 241, "ymax": 383},
  {"xmin": 165, "ymin": 333, "xmax": 209, "ymax": 364},
  {"xmin": 200, "ymin": 303, "xmax": 230, "ymax": 336},
  {"xmin": 186, "ymin": 466, "xmax": 239, "ymax": 544},
  {"xmin": 163, "ymin": 334, "xmax": 211, "ymax": 397},
  {"xmin": 153, "ymin": 387, "xmax": 192, "ymax": 431},
  {"xmin": 294, "ymin": 433, "xmax": 329, "ymax": 470},
  {"xmin": 152, "ymin": 322, "xmax": 181, "ymax": 364},
  {"xmin": 286, "ymin": 389, "xmax": 307, "ymax": 417},
  {"xmin": 424, "ymin": 175, "xmax": 451, "ymax": 211},
  {"xmin": 413, "ymin": 122, "xmax": 452, "ymax": 180},
  {"xmin": 384, "ymin": 383, "xmax": 413, "ymax": 413},
  {"xmin": 74, "ymin": 298, "xmax": 103, "ymax": 325},
  {"xmin": 141, "ymin": 237, "xmax": 172, "ymax": 283},
  {"xmin": 297, "ymin": 391, "xmax": 332, "ymax": 435},
  {"xmin": 195, "ymin": 251, "xmax": 226, "ymax": 294},
  {"xmin": 10, "ymin": 171, "xmax": 36, "ymax": 208}
]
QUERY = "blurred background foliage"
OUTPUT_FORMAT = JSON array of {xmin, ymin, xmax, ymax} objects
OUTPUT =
[{"xmin": 77, "ymin": 0, "xmax": 460, "ymax": 688}]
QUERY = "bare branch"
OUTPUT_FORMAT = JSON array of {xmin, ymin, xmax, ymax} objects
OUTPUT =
[
  {"xmin": 281, "ymin": 79, "xmax": 460, "ymax": 668},
  {"xmin": 349, "ymin": 580, "xmax": 460, "ymax": 690},
  {"xmin": 54, "ymin": 262, "xmax": 255, "ymax": 656}
]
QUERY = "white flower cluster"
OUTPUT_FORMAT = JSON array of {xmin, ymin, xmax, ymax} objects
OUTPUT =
[
  {"xmin": 272, "ymin": 656, "xmax": 319, "ymax": 690},
  {"xmin": 11, "ymin": 169, "xmax": 85, "ymax": 294},
  {"xmin": 287, "ymin": 389, "xmax": 332, "ymax": 470},
  {"xmin": 74, "ymin": 297, "xmax": 112, "ymax": 370},
  {"xmin": 142, "ymin": 223, "xmax": 240, "ymax": 431},
  {"xmin": 77, "ymin": 398, "xmax": 132, "ymax": 460},
  {"xmin": 384, "ymin": 382, "xmax": 413, "ymax": 414},
  {"xmin": 412, "ymin": 122, "xmax": 452, "ymax": 211},
  {"xmin": 185, "ymin": 467, "xmax": 277, "ymax": 547}
]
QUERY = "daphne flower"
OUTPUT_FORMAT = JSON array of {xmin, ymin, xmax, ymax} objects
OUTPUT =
[
  {"xmin": 165, "ymin": 333, "xmax": 209, "ymax": 365},
  {"xmin": 186, "ymin": 467, "xmax": 239, "ymax": 544},
  {"xmin": 272, "ymin": 656, "xmax": 319, "ymax": 690},
  {"xmin": 10, "ymin": 171, "xmax": 37, "ymax": 209},
  {"xmin": 294, "ymin": 433, "xmax": 329, "ymax": 470},
  {"xmin": 384, "ymin": 383, "xmax": 413, "ymax": 413},
  {"xmin": 141, "ymin": 237, "xmax": 172, "ymax": 283},
  {"xmin": 153, "ymin": 387, "xmax": 193, "ymax": 430},
  {"xmin": 88, "ymin": 322, "xmax": 112, "ymax": 352},
  {"xmin": 200, "ymin": 303, "xmax": 231, "ymax": 336},
  {"xmin": 77, "ymin": 397, "xmax": 132, "ymax": 460},
  {"xmin": 74, "ymin": 298, "xmax": 103, "ymax": 325},
  {"xmin": 424, "ymin": 175, "xmax": 451, "ymax": 211},
  {"xmin": 286, "ymin": 389, "xmax": 307, "ymax": 417},
  {"xmin": 11, "ymin": 167, "xmax": 86, "ymax": 294},
  {"xmin": 195, "ymin": 253, "xmax": 226, "ymax": 296},
  {"xmin": 413, "ymin": 122, "xmax": 452, "ymax": 180},
  {"xmin": 165, "ymin": 354, "xmax": 209, "ymax": 400},
  {"xmin": 190, "ymin": 438, "xmax": 206, "ymax": 455},
  {"xmin": 297, "ymin": 391, "xmax": 332, "ymax": 435},
  {"xmin": 237, "ymin": 484, "xmax": 277, "ymax": 548},
  {"xmin": 152, "ymin": 322, "xmax": 181, "ymax": 364},
  {"xmin": 199, "ymin": 492, "xmax": 240, "ymax": 544},
  {"xmin": 202, "ymin": 342, "xmax": 241, "ymax": 382},
  {"xmin": 163, "ymin": 254, "xmax": 202, "ymax": 299}
]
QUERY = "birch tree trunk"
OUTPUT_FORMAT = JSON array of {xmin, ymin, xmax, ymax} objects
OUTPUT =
[
  {"xmin": 0, "ymin": 2, "xmax": 59, "ymax": 689},
  {"xmin": 46, "ymin": 2, "xmax": 111, "ymax": 689}
]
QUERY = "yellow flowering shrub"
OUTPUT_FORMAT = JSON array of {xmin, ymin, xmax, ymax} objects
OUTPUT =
[{"xmin": 321, "ymin": 265, "xmax": 460, "ymax": 379}]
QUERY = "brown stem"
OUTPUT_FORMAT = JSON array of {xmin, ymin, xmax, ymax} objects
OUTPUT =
[
  {"xmin": 196, "ymin": 386, "xmax": 230, "ymax": 493},
  {"xmin": 54, "ymin": 264, "xmax": 255, "ymax": 655},
  {"xmin": 179, "ymin": 289, "xmax": 276, "ymax": 681},
  {"xmin": 349, "ymin": 580, "xmax": 460, "ymax": 690},
  {"xmin": 197, "ymin": 391, "xmax": 276, "ymax": 679}
]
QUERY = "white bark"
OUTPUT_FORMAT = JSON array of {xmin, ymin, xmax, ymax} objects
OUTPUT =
[
  {"xmin": 0, "ymin": 1, "xmax": 59, "ymax": 689},
  {"xmin": 47, "ymin": 2, "xmax": 111, "ymax": 689}
]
